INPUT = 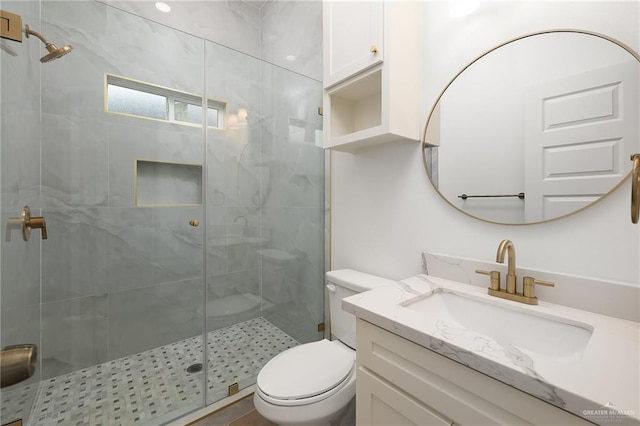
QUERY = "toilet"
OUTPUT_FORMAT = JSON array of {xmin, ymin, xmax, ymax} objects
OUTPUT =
[{"xmin": 253, "ymin": 269, "xmax": 396, "ymax": 425}]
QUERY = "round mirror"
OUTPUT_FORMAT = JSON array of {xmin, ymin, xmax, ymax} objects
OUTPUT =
[{"xmin": 423, "ymin": 30, "xmax": 640, "ymax": 225}]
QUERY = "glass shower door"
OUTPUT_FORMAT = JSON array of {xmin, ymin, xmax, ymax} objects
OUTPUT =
[
  {"xmin": 2, "ymin": 1, "xmax": 208, "ymax": 425},
  {"xmin": 204, "ymin": 40, "xmax": 325, "ymax": 405}
]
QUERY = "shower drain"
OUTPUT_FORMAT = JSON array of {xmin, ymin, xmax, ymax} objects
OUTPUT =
[{"xmin": 186, "ymin": 363, "xmax": 203, "ymax": 374}]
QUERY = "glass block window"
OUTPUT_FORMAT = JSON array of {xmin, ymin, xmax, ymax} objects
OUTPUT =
[{"xmin": 106, "ymin": 74, "xmax": 225, "ymax": 129}]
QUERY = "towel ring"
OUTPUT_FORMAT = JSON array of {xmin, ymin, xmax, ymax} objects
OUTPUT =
[{"xmin": 632, "ymin": 154, "xmax": 640, "ymax": 224}]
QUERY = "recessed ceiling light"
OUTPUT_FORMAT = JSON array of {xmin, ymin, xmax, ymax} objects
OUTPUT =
[
  {"xmin": 286, "ymin": 55, "xmax": 297, "ymax": 62},
  {"xmin": 155, "ymin": 2, "xmax": 171, "ymax": 13}
]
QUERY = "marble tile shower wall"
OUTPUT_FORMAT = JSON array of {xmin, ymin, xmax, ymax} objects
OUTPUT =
[
  {"xmin": 104, "ymin": 0, "xmax": 323, "ymax": 81},
  {"xmin": 260, "ymin": 0, "xmax": 323, "ymax": 81},
  {"xmin": 1, "ymin": 1, "xmax": 44, "ymax": 423}
]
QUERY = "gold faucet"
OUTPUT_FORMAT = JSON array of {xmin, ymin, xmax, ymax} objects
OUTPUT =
[
  {"xmin": 476, "ymin": 239, "xmax": 555, "ymax": 305},
  {"xmin": 496, "ymin": 239, "xmax": 517, "ymax": 294}
]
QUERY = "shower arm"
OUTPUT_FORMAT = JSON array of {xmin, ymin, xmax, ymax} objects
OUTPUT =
[{"xmin": 24, "ymin": 25, "xmax": 49, "ymax": 45}]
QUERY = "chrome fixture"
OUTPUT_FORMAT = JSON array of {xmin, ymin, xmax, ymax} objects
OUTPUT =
[
  {"xmin": 1, "ymin": 344, "xmax": 37, "ymax": 388},
  {"xmin": 632, "ymin": 154, "xmax": 639, "ymax": 224},
  {"xmin": 24, "ymin": 24, "xmax": 72, "ymax": 62},
  {"xmin": 186, "ymin": 363, "xmax": 203, "ymax": 374},
  {"xmin": 5, "ymin": 206, "xmax": 48, "ymax": 241},
  {"xmin": 476, "ymin": 239, "xmax": 554, "ymax": 305}
]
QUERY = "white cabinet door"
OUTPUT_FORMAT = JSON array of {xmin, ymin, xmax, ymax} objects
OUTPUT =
[
  {"xmin": 357, "ymin": 367, "xmax": 452, "ymax": 426},
  {"xmin": 323, "ymin": 1, "xmax": 383, "ymax": 88}
]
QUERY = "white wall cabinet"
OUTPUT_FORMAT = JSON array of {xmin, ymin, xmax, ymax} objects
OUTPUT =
[
  {"xmin": 356, "ymin": 319, "xmax": 591, "ymax": 426},
  {"xmin": 323, "ymin": 1, "xmax": 383, "ymax": 89},
  {"xmin": 322, "ymin": 1, "xmax": 422, "ymax": 152}
]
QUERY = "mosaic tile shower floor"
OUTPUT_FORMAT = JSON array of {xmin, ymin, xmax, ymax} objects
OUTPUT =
[{"xmin": 3, "ymin": 318, "xmax": 298, "ymax": 426}]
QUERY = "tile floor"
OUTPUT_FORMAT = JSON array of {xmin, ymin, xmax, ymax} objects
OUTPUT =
[
  {"xmin": 1, "ymin": 318, "xmax": 297, "ymax": 426},
  {"xmin": 188, "ymin": 394, "xmax": 275, "ymax": 426}
]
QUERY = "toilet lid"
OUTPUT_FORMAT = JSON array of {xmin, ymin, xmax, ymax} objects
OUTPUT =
[{"xmin": 257, "ymin": 340, "xmax": 354, "ymax": 400}]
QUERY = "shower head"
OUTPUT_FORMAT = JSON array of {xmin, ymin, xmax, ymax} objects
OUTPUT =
[{"xmin": 24, "ymin": 24, "xmax": 73, "ymax": 63}]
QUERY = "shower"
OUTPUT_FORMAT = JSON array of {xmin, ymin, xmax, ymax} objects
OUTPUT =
[
  {"xmin": 24, "ymin": 24, "xmax": 72, "ymax": 62},
  {"xmin": 0, "ymin": 2, "xmax": 324, "ymax": 425}
]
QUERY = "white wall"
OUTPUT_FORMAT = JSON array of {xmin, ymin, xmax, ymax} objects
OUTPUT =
[{"xmin": 331, "ymin": 1, "xmax": 640, "ymax": 286}]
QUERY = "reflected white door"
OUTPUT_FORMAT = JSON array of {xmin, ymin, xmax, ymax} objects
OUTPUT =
[{"xmin": 524, "ymin": 60, "xmax": 639, "ymax": 222}]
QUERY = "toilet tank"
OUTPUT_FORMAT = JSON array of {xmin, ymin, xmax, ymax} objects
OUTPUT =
[{"xmin": 326, "ymin": 269, "xmax": 397, "ymax": 349}]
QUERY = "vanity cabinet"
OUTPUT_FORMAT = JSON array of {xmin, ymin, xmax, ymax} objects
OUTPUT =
[
  {"xmin": 322, "ymin": 1, "xmax": 421, "ymax": 152},
  {"xmin": 356, "ymin": 319, "xmax": 591, "ymax": 426}
]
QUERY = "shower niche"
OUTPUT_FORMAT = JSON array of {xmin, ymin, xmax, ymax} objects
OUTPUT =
[{"xmin": 135, "ymin": 160, "xmax": 202, "ymax": 206}]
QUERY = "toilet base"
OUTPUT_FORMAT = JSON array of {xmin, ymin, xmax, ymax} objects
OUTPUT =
[
  {"xmin": 253, "ymin": 372, "xmax": 355, "ymax": 426},
  {"xmin": 254, "ymin": 396, "xmax": 354, "ymax": 426}
]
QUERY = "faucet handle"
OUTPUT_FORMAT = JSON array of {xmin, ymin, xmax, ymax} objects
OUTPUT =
[
  {"xmin": 476, "ymin": 269, "xmax": 500, "ymax": 291},
  {"xmin": 523, "ymin": 276, "xmax": 555, "ymax": 299}
]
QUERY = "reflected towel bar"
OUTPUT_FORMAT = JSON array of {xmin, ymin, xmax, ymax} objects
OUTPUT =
[{"xmin": 458, "ymin": 192, "xmax": 525, "ymax": 200}]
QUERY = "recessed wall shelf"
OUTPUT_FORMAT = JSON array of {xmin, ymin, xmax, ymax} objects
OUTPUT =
[{"xmin": 135, "ymin": 160, "xmax": 202, "ymax": 207}]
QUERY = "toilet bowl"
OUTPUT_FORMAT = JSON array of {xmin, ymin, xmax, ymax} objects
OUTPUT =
[
  {"xmin": 253, "ymin": 269, "xmax": 396, "ymax": 425},
  {"xmin": 254, "ymin": 339, "xmax": 355, "ymax": 426}
]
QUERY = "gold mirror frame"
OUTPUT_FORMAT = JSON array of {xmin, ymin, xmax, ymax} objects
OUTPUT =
[{"xmin": 422, "ymin": 29, "xmax": 640, "ymax": 226}]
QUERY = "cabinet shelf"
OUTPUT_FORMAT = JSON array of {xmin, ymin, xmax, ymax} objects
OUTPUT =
[{"xmin": 328, "ymin": 68, "xmax": 382, "ymax": 139}]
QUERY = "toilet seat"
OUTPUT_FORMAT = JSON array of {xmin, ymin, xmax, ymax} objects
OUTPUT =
[{"xmin": 256, "ymin": 339, "xmax": 355, "ymax": 407}]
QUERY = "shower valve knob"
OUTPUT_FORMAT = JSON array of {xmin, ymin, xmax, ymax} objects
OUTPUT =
[{"xmin": 5, "ymin": 206, "xmax": 47, "ymax": 241}]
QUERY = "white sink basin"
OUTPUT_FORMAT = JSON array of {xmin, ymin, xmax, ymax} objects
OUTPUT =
[
  {"xmin": 403, "ymin": 289, "xmax": 593, "ymax": 360},
  {"xmin": 343, "ymin": 273, "xmax": 639, "ymax": 423}
]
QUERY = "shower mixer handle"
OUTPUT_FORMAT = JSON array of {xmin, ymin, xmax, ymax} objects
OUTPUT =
[
  {"xmin": 5, "ymin": 217, "xmax": 22, "ymax": 241},
  {"xmin": 5, "ymin": 206, "xmax": 48, "ymax": 241},
  {"xmin": 29, "ymin": 215, "xmax": 48, "ymax": 239}
]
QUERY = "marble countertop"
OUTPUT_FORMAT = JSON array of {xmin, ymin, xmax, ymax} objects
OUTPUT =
[{"xmin": 342, "ymin": 274, "xmax": 640, "ymax": 425}]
